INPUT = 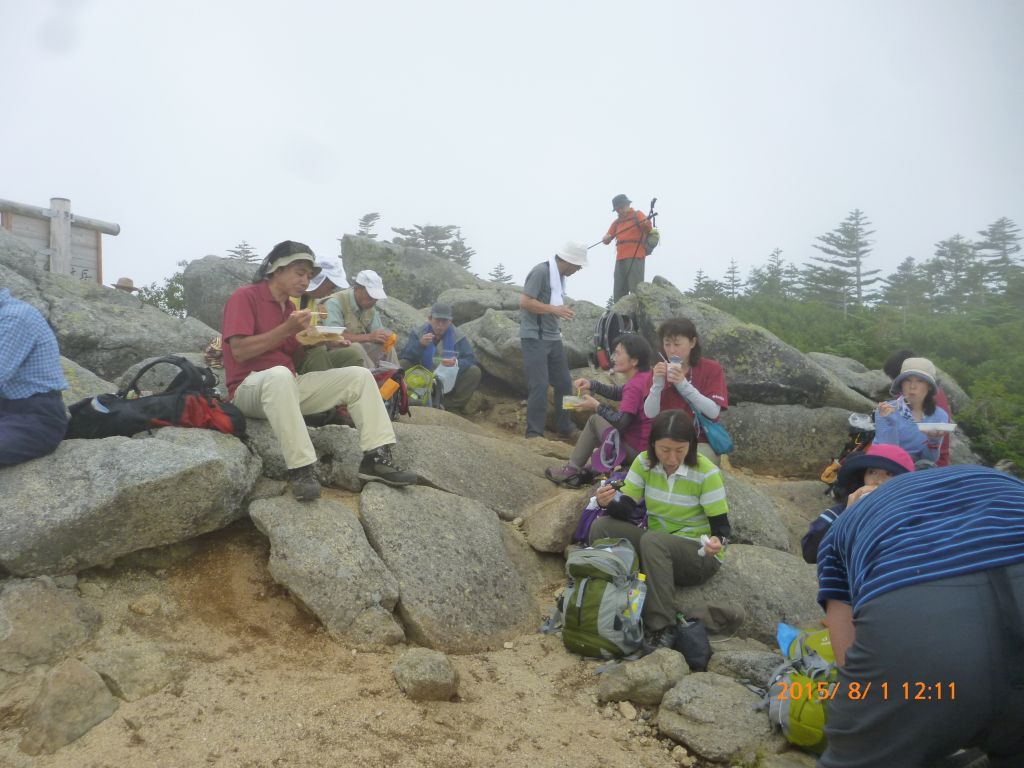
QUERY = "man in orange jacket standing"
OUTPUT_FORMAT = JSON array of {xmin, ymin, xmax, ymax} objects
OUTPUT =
[{"xmin": 603, "ymin": 193, "xmax": 653, "ymax": 302}]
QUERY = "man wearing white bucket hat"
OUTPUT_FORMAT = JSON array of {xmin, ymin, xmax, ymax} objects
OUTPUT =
[
  {"xmin": 324, "ymin": 269, "xmax": 398, "ymax": 369},
  {"xmin": 519, "ymin": 242, "xmax": 588, "ymax": 440}
]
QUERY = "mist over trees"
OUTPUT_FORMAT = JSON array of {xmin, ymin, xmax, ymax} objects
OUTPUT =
[{"xmin": 687, "ymin": 210, "xmax": 1024, "ymax": 472}]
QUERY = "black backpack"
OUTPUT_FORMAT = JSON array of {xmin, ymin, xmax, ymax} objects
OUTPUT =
[
  {"xmin": 66, "ymin": 356, "xmax": 246, "ymax": 439},
  {"xmin": 592, "ymin": 311, "xmax": 635, "ymax": 370},
  {"xmin": 818, "ymin": 414, "xmax": 875, "ymax": 500}
]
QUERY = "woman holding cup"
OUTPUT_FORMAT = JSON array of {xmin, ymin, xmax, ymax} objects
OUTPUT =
[{"xmin": 644, "ymin": 318, "xmax": 729, "ymax": 465}]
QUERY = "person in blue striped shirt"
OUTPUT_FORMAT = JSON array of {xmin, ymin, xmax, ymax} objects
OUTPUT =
[
  {"xmin": 0, "ymin": 289, "xmax": 68, "ymax": 466},
  {"xmin": 816, "ymin": 465, "xmax": 1024, "ymax": 768}
]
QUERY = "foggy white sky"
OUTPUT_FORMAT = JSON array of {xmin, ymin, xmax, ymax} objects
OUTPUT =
[{"xmin": 2, "ymin": 0, "xmax": 1022, "ymax": 305}]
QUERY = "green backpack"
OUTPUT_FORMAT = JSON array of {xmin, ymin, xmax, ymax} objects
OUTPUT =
[
  {"xmin": 765, "ymin": 626, "xmax": 837, "ymax": 755},
  {"xmin": 404, "ymin": 365, "xmax": 439, "ymax": 408},
  {"xmin": 560, "ymin": 538, "xmax": 644, "ymax": 659}
]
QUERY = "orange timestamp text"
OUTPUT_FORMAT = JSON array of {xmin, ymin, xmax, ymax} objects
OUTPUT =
[{"xmin": 775, "ymin": 680, "xmax": 957, "ymax": 702}]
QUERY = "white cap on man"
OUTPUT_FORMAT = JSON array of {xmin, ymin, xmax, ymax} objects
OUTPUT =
[{"xmin": 354, "ymin": 269, "xmax": 387, "ymax": 300}]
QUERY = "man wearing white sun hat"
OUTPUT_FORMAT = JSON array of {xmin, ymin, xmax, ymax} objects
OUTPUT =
[
  {"xmin": 519, "ymin": 241, "xmax": 588, "ymax": 440},
  {"xmin": 324, "ymin": 269, "xmax": 398, "ymax": 369}
]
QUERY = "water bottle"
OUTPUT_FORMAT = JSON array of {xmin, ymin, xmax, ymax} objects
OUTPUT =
[{"xmin": 625, "ymin": 573, "xmax": 647, "ymax": 619}]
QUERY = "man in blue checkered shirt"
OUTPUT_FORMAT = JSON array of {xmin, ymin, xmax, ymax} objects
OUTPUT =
[{"xmin": 0, "ymin": 288, "xmax": 69, "ymax": 465}]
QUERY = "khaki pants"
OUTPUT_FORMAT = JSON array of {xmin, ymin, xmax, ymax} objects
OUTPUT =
[{"xmin": 232, "ymin": 365, "xmax": 395, "ymax": 469}]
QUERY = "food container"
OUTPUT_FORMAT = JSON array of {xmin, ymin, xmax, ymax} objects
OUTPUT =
[{"xmin": 918, "ymin": 422, "xmax": 957, "ymax": 433}]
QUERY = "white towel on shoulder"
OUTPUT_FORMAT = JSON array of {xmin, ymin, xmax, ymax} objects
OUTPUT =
[{"xmin": 548, "ymin": 256, "xmax": 566, "ymax": 306}]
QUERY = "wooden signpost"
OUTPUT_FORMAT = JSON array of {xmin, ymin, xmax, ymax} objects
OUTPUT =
[{"xmin": 0, "ymin": 197, "xmax": 120, "ymax": 284}]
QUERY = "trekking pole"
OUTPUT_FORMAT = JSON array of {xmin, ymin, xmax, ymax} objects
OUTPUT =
[{"xmin": 588, "ymin": 240, "xmax": 603, "ymax": 249}]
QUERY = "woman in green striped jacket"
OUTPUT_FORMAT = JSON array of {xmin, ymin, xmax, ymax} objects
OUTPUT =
[{"xmin": 591, "ymin": 409, "xmax": 732, "ymax": 650}]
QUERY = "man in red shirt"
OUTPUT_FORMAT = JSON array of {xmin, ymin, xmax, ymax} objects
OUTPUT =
[
  {"xmin": 603, "ymin": 194, "xmax": 653, "ymax": 302},
  {"xmin": 222, "ymin": 240, "xmax": 416, "ymax": 500}
]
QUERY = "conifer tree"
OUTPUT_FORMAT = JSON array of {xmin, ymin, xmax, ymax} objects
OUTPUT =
[
  {"xmin": 809, "ymin": 209, "xmax": 879, "ymax": 310},
  {"xmin": 357, "ymin": 212, "xmax": 381, "ymax": 239},
  {"xmin": 488, "ymin": 263, "xmax": 514, "ymax": 284},
  {"xmin": 226, "ymin": 241, "xmax": 260, "ymax": 263},
  {"xmin": 976, "ymin": 217, "xmax": 1021, "ymax": 292}
]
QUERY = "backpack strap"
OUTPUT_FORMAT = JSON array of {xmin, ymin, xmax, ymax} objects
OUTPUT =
[{"xmin": 118, "ymin": 356, "xmax": 205, "ymax": 398}]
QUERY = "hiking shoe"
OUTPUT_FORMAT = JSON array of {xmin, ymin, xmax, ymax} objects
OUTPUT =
[
  {"xmin": 288, "ymin": 464, "xmax": 321, "ymax": 502},
  {"xmin": 358, "ymin": 445, "xmax": 418, "ymax": 487},
  {"xmin": 641, "ymin": 625, "xmax": 678, "ymax": 656},
  {"xmin": 545, "ymin": 464, "xmax": 581, "ymax": 486}
]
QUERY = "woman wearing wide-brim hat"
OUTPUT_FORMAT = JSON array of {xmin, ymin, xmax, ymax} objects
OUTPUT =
[{"xmin": 873, "ymin": 357, "xmax": 950, "ymax": 465}]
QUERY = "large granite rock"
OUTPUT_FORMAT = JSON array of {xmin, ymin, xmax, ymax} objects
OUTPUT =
[
  {"xmin": 0, "ymin": 229, "xmax": 216, "ymax": 380},
  {"xmin": 0, "ymin": 428, "xmax": 262, "ymax": 575},
  {"xmin": 243, "ymin": 421, "xmax": 365, "ymax": 491},
  {"xmin": 180, "ymin": 255, "xmax": 254, "ymax": 330},
  {"xmin": 678, "ymin": 544, "xmax": 821, "ymax": 646},
  {"xmin": 721, "ymin": 404, "xmax": 852, "ymax": 478},
  {"xmin": 340, "ymin": 234, "xmax": 479, "ymax": 309},
  {"xmin": 374, "ymin": 294, "xmax": 429, "ymax": 342},
  {"xmin": 436, "ymin": 284, "xmax": 524, "ymax": 325},
  {"xmin": 807, "ymin": 352, "xmax": 891, "ymax": 401},
  {"xmin": 722, "ymin": 473, "xmax": 792, "ymax": 552},
  {"xmin": 359, "ymin": 485, "xmax": 536, "ymax": 652},
  {"xmin": 249, "ymin": 496, "xmax": 404, "ymax": 647},
  {"xmin": 523, "ymin": 487, "xmax": 592, "ymax": 553},
  {"xmin": 391, "ymin": 422, "xmax": 558, "ymax": 521}
]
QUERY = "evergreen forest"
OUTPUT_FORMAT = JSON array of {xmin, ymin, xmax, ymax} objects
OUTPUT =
[{"xmin": 687, "ymin": 211, "xmax": 1024, "ymax": 473}]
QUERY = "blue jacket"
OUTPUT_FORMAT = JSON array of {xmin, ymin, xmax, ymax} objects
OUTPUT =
[
  {"xmin": 873, "ymin": 397, "xmax": 948, "ymax": 463},
  {"xmin": 400, "ymin": 323, "xmax": 477, "ymax": 371}
]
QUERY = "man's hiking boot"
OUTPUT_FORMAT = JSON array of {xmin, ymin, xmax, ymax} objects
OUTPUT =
[
  {"xmin": 545, "ymin": 464, "xmax": 581, "ymax": 486},
  {"xmin": 358, "ymin": 445, "xmax": 417, "ymax": 487},
  {"xmin": 288, "ymin": 464, "xmax": 321, "ymax": 502},
  {"xmin": 641, "ymin": 625, "xmax": 678, "ymax": 656}
]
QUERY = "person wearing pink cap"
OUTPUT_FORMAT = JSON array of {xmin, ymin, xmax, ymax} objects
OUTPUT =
[{"xmin": 801, "ymin": 443, "xmax": 915, "ymax": 564}]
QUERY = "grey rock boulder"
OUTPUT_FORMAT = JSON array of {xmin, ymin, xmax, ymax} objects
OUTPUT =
[
  {"xmin": 391, "ymin": 422, "xmax": 557, "ymax": 521},
  {"xmin": 807, "ymin": 352, "xmax": 891, "ymax": 401},
  {"xmin": 523, "ymin": 487, "xmax": 592, "ymax": 553},
  {"xmin": 180, "ymin": 254, "xmax": 254, "ymax": 330},
  {"xmin": 436, "ymin": 284, "xmax": 524, "ymax": 325},
  {"xmin": 359, "ymin": 484, "xmax": 536, "ymax": 653},
  {"xmin": 657, "ymin": 672, "xmax": 782, "ymax": 763},
  {"xmin": 721, "ymin": 404, "xmax": 852, "ymax": 478},
  {"xmin": 243, "ymin": 421, "xmax": 365, "ymax": 491},
  {"xmin": 249, "ymin": 496, "xmax": 404, "ymax": 647},
  {"xmin": 722, "ymin": 473, "xmax": 791, "ymax": 552},
  {"xmin": 0, "ymin": 428, "xmax": 261, "ymax": 575},
  {"xmin": 678, "ymin": 544, "xmax": 821, "ymax": 646},
  {"xmin": 0, "ymin": 579, "xmax": 101, "ymax": 687},
  {"xmin": 340, "ymin": 234, "xmax": 479, "ymax": 309},
  {"xmin": 393, "ymin": 648, "xmax": 459, "ymax": 701},
  {"xmin": 597, "ymin": 647, "xmax": 689, "ymax": 706},
  {"xmin": 19, "ymin": 659, "xmax": 119, "ymax": 756}
]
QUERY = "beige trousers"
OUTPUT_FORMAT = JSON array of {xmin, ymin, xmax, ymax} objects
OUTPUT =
[{"xmin": 232, "ymin": 365, "xmax": 395, "ymax": 469}]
